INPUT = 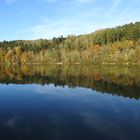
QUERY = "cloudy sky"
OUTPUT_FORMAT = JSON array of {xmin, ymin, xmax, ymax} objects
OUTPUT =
[{"xmin": 0, "ymin": 0, "xmax": 140, "ymax": 40}]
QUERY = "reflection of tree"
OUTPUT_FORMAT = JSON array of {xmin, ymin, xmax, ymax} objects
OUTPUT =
[{"xmin": 0, "ymin": 65, "xmax": 140, "ymax": 99}]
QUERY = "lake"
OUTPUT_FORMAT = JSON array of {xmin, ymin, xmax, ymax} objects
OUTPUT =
[{"xmin": 0, "ymin": 65, "xmax": 140, "ymax": 140}]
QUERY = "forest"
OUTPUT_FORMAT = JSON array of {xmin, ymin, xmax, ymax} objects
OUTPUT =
[{"xmin": 0, "ymin": 21, "xmax": 140, "ymax": 65}]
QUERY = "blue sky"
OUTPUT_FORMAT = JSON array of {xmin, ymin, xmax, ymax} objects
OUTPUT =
[{"xmin": 0, "ymin": 0, "xmax": 140, "ymax": 41}]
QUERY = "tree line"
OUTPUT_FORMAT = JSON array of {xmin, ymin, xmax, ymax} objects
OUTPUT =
[{"xmin": 0, "ymin": 21, "xmax": 140, "ymax": 65}]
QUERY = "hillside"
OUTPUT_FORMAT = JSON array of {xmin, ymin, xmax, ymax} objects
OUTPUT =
[{"xmin": 0, "ymin": 21, "xmax": 140, "ymax": 65}]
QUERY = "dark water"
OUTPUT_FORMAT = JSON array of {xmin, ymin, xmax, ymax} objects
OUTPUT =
[{"xmin": 0, "ymin": 65, "xmax": 140, "ymax": 140}]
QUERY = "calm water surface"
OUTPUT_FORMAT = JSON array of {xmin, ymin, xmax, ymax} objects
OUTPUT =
[{"xmin": 0, "ymin": 65, "xmax": 140, "ymax": 140}]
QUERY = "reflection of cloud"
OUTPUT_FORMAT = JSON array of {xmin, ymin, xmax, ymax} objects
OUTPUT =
[
  {"xmin": 6, "ymin": 115, "xmax": 19, "ymax": 128},
  {"xmin": 81, "ymin": 112, "xmax": 127, "ymax": 140},
  {"xmin": 34, "ymin": 84, "xmax": 94, "ymax": 95},
  {"xmin": 5, "ymin": 115, "xmax": 32, "ymax": 133}
]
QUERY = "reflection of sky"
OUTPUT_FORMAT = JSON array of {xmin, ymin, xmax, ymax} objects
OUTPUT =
[{"xmin": 0, "ymin": 84, "xmax": 140, "ymax": 140}]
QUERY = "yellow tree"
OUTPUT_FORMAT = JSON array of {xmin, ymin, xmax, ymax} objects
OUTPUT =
[
  {"xmin": 5, "ymin": 50, "xmax": 13, "ymax": 65},
  {"xmin": 15, "ymin": 46, "xmax": 22, "ymax": 64}
]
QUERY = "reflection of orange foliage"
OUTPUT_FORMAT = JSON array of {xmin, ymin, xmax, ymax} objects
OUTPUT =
[
  {"xmin": 112, "ymin": 75, "xmax": 134, "ymax": 86},
  {"xmin": 128, "ymin": 79, "xmax": 134, "ymax": 85},
  {"xmin": 112, "ymin": 76, "xmax": 118, "ymax": 84},
  {"xmin": 92, "ymin": 45, "xmax": 101, "ymax": 55},
  {"xmin": 94, "ymin": 73, "xmax": 102, "ymax": 81},
  {"xmin": 82, "ymin": 50, "xmax": 89, "ymax": 60}
]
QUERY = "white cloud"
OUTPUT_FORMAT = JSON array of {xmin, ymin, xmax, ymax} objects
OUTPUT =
[
  {"xmin": 5, "ymin": 0, "xmax": 17, "ymax": 4},
  {"xmin": 30, "ymin": 7, "xmax": 101, "ymax": 39},
  {"xmin": 44, "ymin": 0, "xmax": 95, "ymax": 4},
  {"xmin": 111, "ymin": 0, "xmax": 121, "ymax": 7},
  {"xmin": 77, "ymin": 0, "xmax": 95, "ymax": 3},
  {"xmin": 31, "ymin": 19, "xmax": 92, "ymax": 39}
]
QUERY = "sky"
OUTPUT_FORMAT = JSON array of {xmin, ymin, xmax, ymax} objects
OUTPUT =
[{"xmin": 0, "ymin": 0, "xmax": 140, "ymax": 41}]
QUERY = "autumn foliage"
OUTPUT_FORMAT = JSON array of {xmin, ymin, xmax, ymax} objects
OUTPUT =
[{"xmin": 0, "ymin": 22, "xmax": 140, "ymax": 65}]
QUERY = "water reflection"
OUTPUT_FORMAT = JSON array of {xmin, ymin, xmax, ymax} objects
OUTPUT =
[
  {"xmin": 0, "ymin": 65, "xmax": 140, "ymax": 140},
  {"xmin": 0, "ymin": 65, "xmax": 140, "ymax": 99}
]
